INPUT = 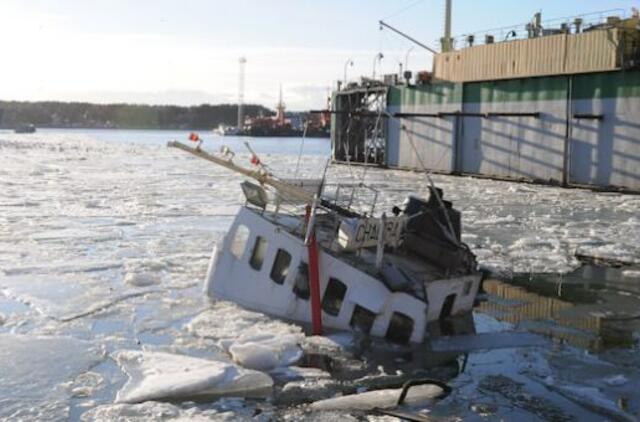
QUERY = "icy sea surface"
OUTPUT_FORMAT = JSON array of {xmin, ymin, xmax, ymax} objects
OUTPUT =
[{"xmin": 0, "ymin": 129, "xmax": 639, "ymax": 421}]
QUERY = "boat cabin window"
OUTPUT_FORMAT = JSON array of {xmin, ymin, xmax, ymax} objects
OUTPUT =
[
  {"xmin": 249, "ymin": 236, "xmax": 268, "ymax": 270},
  {"xmin": 322, "ymin": 278, "xmax": 346, "ymax": 316},
  {"xmin": 230, "ymin": 225, "xmax": 250, "ymax": 259},
  {"xmin": 270, "ymin": 249, "xmax": 292, "ymax": 285},
  {"xmin": 439, "ymin": 294, "xmax": 456, "ymax": 319},
  {"xmin": 385, "ymin": 312, "xmax": 414, "ymax": 344},
  {"xmin": 293, "ymin": 262, "xmax": 310, "ymax": 300},
  {"xmin": 350, "ymin": 305, "xmax": 376, "ymax": 334}
]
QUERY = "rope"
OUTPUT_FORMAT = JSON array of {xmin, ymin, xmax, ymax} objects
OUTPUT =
[
  {"xmin": 294, "ymin": 120, "xmax": 309, "ymax": 178},
  {"xmin": 381, "ymin": 0, "xmax": 425, "ymax": 21},
  {"xmin": 382, "ymin": 109, "xmax": 460, "ymax": 246}
]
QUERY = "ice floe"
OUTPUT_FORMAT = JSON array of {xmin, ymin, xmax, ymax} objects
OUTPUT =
[
  {"xmin": 124, "ymin": 271, "xmax": 161, "ymax": 287},
  {"xmin": 0, "ymin": 273, "xmax": 160, "ymax": 322},
  {"xmin": 114, "ymin": 350, "xmax": 273, "ymax": 403},
  {"xmin": 225, "ymin": 332, "xmax": 303, "ymax": 371},
  {"xmin": 81, "ymin": 398, "xmax": 271, "ymax": 421},
  {"xmin": 0, "ymin": 334, "xmax": 104, "ymax": 420},
  {"xmin": 187, "ymin": 302, "xmax": 304, "ymax": 371}
]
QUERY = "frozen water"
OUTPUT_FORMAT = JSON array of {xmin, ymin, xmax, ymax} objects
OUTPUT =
[
  {"xmin": 124, "ymin": 271, "xmax": 162, "ymax": 287},
  {"xmin": 114, "ymin": 350, "xmax": 273, "ymax": 403},
  {"xmin": 0, "ymin": 273, "xmax": 160, "ymax": 322},
  {"xmin": 1, "ymin": 130, "xmax": 639, "ymax": 420},
  {"xmin": 0, "ymin": 334, "xmax": 104, "ymax": 420},
  {"xmin": 226, "ymin": 332, "xmax": 303, "ymax": 371},
  {"xmin": 546, "ymin": 382, "xmax": 637, "ymax": 421},
  {"xmin": 81, "ymin": 399, "xmax": 269, "ymax": 421},
  {"xmin": 187, "ymin": 302, "xmax": 304, "ymax": 370},
  {"xmin": 1, "ymin": 130, "xmax": 639, "ymax": 277}
]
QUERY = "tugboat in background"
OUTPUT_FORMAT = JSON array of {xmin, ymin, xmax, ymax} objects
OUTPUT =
[
  {"xmin": 244, "ymin": 87, "xmax": 330, "ymax": 138},
  {"xmin": 15, "ymin": 124, "xmax": 36, "ymax": 134},
  {"xmin": 215, "ymin": 87, "xmax": 330, "ymax": 138}
]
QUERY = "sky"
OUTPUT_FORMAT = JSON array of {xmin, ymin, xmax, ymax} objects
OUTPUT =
[{"xmin": 1, "ymin": 0, "xmax": 639, "ymax": 110}]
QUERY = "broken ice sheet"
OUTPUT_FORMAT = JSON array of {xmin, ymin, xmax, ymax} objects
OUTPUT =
[
  {"xmin": 81, "ymin": 398, "xmax": 273, "ymax": 421},
  {"xmin": 113, "ymin": 350, "xmax": 273, "ymax": 403},
  {"xmin": 225, "ymin": 332, "xmax": 304, "ymax": 371},
  {"xmin": 0, "ymin": 334, "xmax": 104, "ymax": 420},
  {"xmin": 187, "ymin": 302, "xmax": 304, "ymax": 371},
  {"xmin": 0, "ymin": 273, "xmax": 160, "ymax": 322}
]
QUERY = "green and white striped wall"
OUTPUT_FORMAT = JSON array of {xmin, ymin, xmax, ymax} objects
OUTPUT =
[{"xmin": 386, "ymin": 70, "xmax": 640, "ymax": 192}]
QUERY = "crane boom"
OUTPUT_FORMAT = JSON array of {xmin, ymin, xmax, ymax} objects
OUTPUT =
[{"xmin": 379, "ymin": 20, "xmax": 438, "ymax": 55}]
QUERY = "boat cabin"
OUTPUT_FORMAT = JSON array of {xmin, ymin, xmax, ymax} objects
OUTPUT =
[{"xmin": 205, "ymin": 184, "xmax": 481, "ymax": 344}]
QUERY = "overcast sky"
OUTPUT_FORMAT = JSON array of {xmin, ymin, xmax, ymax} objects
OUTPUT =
[{"xmin": 2, "ymin": 0, "xmax": 638, "ymax": 110}]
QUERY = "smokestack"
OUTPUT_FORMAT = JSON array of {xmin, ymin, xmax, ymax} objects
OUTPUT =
[{"xmin": 442, "ymin": 0, "xmax": 453, "ymax": 52}]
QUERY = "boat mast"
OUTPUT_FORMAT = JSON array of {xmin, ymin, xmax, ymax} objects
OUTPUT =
[
  {"xmin": 168, "ymin": 140, "xmax": 361, "ymax": 217},
  {"xmin": 168, "ymin": 141, "xmax": 312, "ymax": 203}
]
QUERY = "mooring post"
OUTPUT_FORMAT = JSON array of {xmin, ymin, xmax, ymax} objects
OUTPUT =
[{"xmin": 305, "ymin": 204, "xmax": 323, "ymax": 335}]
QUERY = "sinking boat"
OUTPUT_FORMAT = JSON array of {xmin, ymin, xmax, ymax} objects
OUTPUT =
[{"xmin": 169, "ymin": 138, "xmax": 482, "ymax": 344}]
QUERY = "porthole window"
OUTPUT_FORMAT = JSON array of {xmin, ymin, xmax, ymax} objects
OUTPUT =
[
  {"xmin": 249, "ymin": 236, "xmax": 268, "ymax": 270},
  {"xmin": 230, "ymin": 225, "xmax": 250, "ymax": 259},
  {"xmin": 350, "ymin": 305, "xmax": 376, "ymax": 334},
  {"xmin": 293, "ymin": 262, "xmax": 310, "ymax": 300},
  {"xmin": 322, "ymin": 278, "xmax": 347, "ymax": 316},
  {"xmin": 385, "ymin": 312, "xmax": 414, "ymax": 344},
  {"xmin": 270, "ymin": 249, "xmax": 291, "ymax": 285}
]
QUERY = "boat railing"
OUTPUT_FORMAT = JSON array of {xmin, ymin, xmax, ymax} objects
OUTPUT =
[{"xmin": 322, "ymin": 182, "xmax": 379, "ymax": 216}]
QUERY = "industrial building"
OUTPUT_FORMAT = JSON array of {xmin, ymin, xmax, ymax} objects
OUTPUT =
[{"xmin": 331, "ymin": 8, "xmax": 640, "ymax": 192}]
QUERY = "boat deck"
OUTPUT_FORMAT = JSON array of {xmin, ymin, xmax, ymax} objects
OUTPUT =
[{"xmin": 253, "ymin": 208, "xmax": 454, "ymax": 299}]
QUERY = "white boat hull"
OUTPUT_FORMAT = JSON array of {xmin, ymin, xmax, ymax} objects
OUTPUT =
[{"xmin": 205, "ymin": 207, "xmax": 482, "ymax": 344}]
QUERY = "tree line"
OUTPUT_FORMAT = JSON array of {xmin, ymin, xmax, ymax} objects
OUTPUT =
[{"xmin": 0, "ymin": 101, "xmax": 274, "ymax": 130}]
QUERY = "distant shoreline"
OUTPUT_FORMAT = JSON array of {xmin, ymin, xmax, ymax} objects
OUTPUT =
[
  {"xmin": 0, "ymin": 126, "xmax": 219, "ymax": 131},
  {"xmin": 0, "ymin": 100, "xmax": 274, "ymax": 132}
]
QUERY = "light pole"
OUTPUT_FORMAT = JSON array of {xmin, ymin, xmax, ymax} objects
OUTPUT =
[
  {"xmin": 343, "ymin": 58, "xmax": 354, "ymax": 87},
  {"xmin": 372, "ymin": 52, "xmax": 384, "ymax": 79},
  {"xmin": 404, "ymin": 46, "xmax": 414, "ymax": 72}
]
